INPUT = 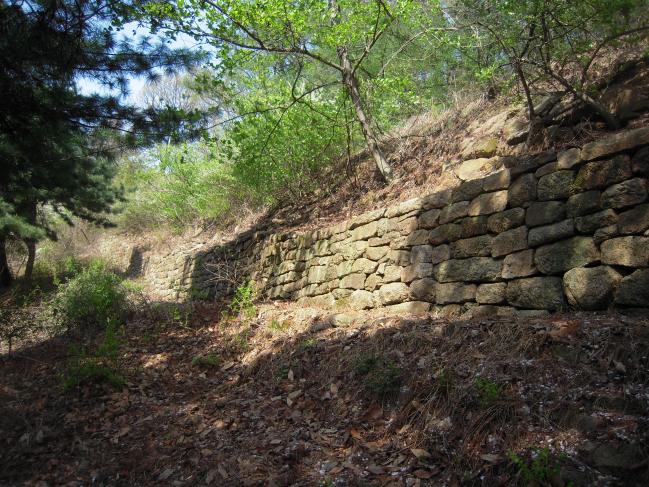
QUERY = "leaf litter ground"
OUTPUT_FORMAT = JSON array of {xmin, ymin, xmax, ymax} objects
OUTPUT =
[{"xmin": 1, "ymin": 303, "xmax": 648, "ymax": 486}]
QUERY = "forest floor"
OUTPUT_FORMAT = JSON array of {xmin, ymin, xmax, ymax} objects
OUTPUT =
[{"xmin": 1, "ymin": 302, "xmax": 649, "ymax": 487}]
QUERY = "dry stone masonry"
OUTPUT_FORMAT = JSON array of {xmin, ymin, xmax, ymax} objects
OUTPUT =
[{"xmin": 134, "ymin": 127, "xmax": 649, "ymax": 317}]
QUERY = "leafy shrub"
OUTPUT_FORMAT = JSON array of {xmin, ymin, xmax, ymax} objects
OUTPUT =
[
  {"xmin": 64, "ymin": 360, "xmax": 125, "ymax": 390},
  {"xmin": 355, "ymin": 354, "xmax": 404, "ymax": 397},
  {"xmin": 114, "ymin": 141, "xmax": 255, "ymax": 233},
  {"xmin": 268, "ymin": 319, "xmax": 290, "ymax": 334},
  {"xmin": 475, "ymin": 377, "xmax": 501, "ymax": 406},
  {"xmin": 53, "ymin": 260, "xmax": 128, "ymax": 329},
  {"xmin": 509, "ymin": 448, "xmax": 564, "ymax": 485},
  {"xmin": 228, "ymin": 281, "xmax": 256, "ymax": 319},
  {"xmin": 192, "ymin": 352, "xmax": 220, "ymax": 368},
  {"xmin": 64, "ymin": 320, "xmax": 125, "ymax": 390}
]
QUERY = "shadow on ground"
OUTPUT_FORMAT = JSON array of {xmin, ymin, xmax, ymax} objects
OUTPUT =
[{"xmin": 1, "ymin": 301, "xmax": 648, "ymax": 486}]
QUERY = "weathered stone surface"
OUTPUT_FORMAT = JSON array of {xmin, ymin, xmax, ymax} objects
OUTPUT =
[
  {"xmin": 401, "ymin": 263, "xmax": 433, "ymax": 283},
  {"xmin": 566, "ymin": 190, "xmax": 601, "ymax": 218},
  {"xmin": 492, "ymin": 226, "xmax": 528, "ymax": 257},
  {"xmin": 435, "ymin": 282, "xmax": 477, "ymax": 304},
  {"xmin": 506, "ymin": 277, "xmax": 566, "ymax": 310},
  {"xmin": 508, "ymin": 174, "xmax": 537, "ymax": 207},
  {"xmin": 601, "ymin": 236, "xmax": 649, "ymax": 267},
  {"xmin": 632, "ymin": 146, "xmax": 649, "ymax": 176},
  {"xmin": 365, "ymin": 273, "xmax": 383, "ymax": 291},
  {"xmin": 476, "ymin": 283, "xmax": 507, "ymax": 304},
  {"xmin": 534, "ymin": 237, "xmax": 600, "ymax": 274},
  {"xmin": 435, "ymin": 257, "xmax": 503, "ymax": 283},
  {"xmin": 421, "ymin": 190, "xmax": 452, "ymax": 209},
  {"xmin": 456, "ymin": 156, "xmax": 499, "ymax": 181},
  {"xmin": 430, "ymin": 245, "xmax": 451, "ymax": 264},
  {"xmin": 483, "ymin": 169, "xmax": 511, "ymax": 191},
  {"xmin": 537, "ymin": 170, "xmax": 575, "ymax": 200},
  {"xmin": 439, "ymin": 201, "xmax": 470, "ymax": 224},
  {"xmin": 465, "ymin": 305, "xmax": 515, "ymax": 319},
  {"xmin": 451, "ymin": 235, "xmax": 493, "ymax": 258},
  {"xmin": 351, "ymin": 221, "xmax": 378, "ymax": 241},
  {"xmin": 601, "ymin": 178, "xmax": 647, "ymax": 209},
  {"xmin": 461, "ymin": 137, "xmax": 499, "ymax": 160},
  {"xmin": 378, "ymin": 282, "xmax": 411, "ymax": 305},
  {"xmin": 308, "ymin": 265, "xmax": 328, "ymax": 283},
  {"xmin": 459, "ymin": 216, "xmax": 489, "ymax": 238},
  {"xmin": 384, "ymin": 301, "xmax": 431, "ymax": 315},
  {"xmin": 388, "ymin": 250, "xmax": 411, "ymax": 266},
  {"xmin": 340, "ymin": 273, "xmax": 366, "ymax": 290},
  {"xmin": 580, "ymin": 126, "xmax": 649, "ymax": 161},
  {"xmin": 502, "ymin": 249, "xmax": 536, "ymax": 279},
  {"xmin": 349, "ymin": 290, "xmax": 376, "ymax": 310},
  {"xmin": 368, "ymin": 235, "xmax": 390, "ymax": 247},
  {"xmin": 557, "ymin": 147, "xmax": 581, "ymax": 169},
  {"xmin": 618, "ymin": 203, "xmax": 649, "ymax": 234},
  {"xmin": 392, "ymin": 216, "xmax": 419, "ymax": 235},
  {"xmin": 574, "ymin": 156, "xmax": 632, "ymax": 190},
  {"xmin": 431, "ymin": 304, "xmax": 463, "ymax": 318},
  {"xmin": 318, "ymin": 293, "xmax": 340, "ymax": 309},
  {"xmin": 535, "ymin": 161, "xmax": 557, "ymax": 179},
  {"xmin": 504, "ymin": 114, "xmax": 529, "ymax": 143},
  {"xmin": 365, "ymin": 246, "xmax": 389, "ymax": 261},
  {"xmin": 348, "ymin": 209, "xmax": 385, "ymax": 230},
  {"xmin": 410, "ymin": 278, "xmax": 436, "ymax": 302},
  {"xmin": 411, "ymin": 245, "xmax": 433, "ymax": 264},
  {"xmin": 594, "ymin": 225, "xmax": 619, "ymax": 245},
  {"xmin": 507, "ymin": 152, "xmax": 556, "ymax": 176},
  {"xmin": 526, "ymin": 201, "xmax": 567, "ymax": 227},
  {"xmin": 336, "ymin": 260, "xmax": 354, "ymax": 278},
  {"xmin": 385, "ymin": 197, "xmax": 424, "ymax": 218},
  {"xmin": 451, "ymin": 179, "xmax": 483, "ymax": 203},
  {"xmin": 429, "ymin": 223, "xmax": 462, "ymax": 244},
  {"xmin": 468, "ymin": 190, "xmax": 508, "ymax": 216},
  {"xmin": 406, "ymin": 230, "xmax": 430, "ymax": 246},
  {"xmin": 575, "ymin": 210, "xmax": 617, "ymax": 233},
  {"xmin": 563, "ymin": 266, "xmax": 622, "ymax": 310},
  {"xmin": 488, "ymin": 208, "xmax": 526, "ymax": 233},
  {"xmin": 340, "ymin": 240, "xmax": 368, "ymax": 260},
  {"xmin": 528, "ymin": 219, "xmax": 575, "ymax": 247},
  {"xmin": 615, "ymin": 269, "xmax": 649, "ymax": 306},
  {"xmin": 419, "ymin": 209, "xmax": 441, "ymax": 229},
  {"xmin": 389, "ymin": 235, "xmax": 410, "ymax": 250},
  {"xmin": 383, "ymin": 265, "xmax": 402, "ymax": 283},
  {"xmin": 352, "ymin": 258, "xmax": 379, "ymax": 274}
]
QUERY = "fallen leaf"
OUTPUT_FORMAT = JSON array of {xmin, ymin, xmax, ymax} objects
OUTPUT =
[
  {"xmin": 480, "ymin": 453, "xmax": 502, "ymax": 463},
  {"xmin": 350, "ymin": 427, "xmax": 363, "ymax": 440},
  {"xmin": 411, "ymin": 448, "xmax": 431, "ymax": 460},
  {"xmin": 413, "ymin": 469, "xmax": 434, "ymax": 479},
  {"xmin": 158, "ymin": 468, "xmax": 174, "ymax": 481}
]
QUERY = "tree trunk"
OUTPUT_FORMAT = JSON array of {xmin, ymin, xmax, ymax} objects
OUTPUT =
[
  {"xmin": 337, "ymin": 46, "xmax": 394, "ymax": 182},
  {"xmin": 0, "ymin": 237, "xmax": 12, "ymax": 287},
  {"xmin": 22, "ymin": 201, "xmax": 38, "ymax": 280},
  {"xmin": 543, "ymin": 68, "xmax": 621, "ymax": 130},
  {"xmin": 24, "ymin": 239, "xmax": 36, "ymax": 280}
]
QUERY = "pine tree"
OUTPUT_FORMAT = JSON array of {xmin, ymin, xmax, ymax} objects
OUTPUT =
[{"xmin": 0, "ymin": 0, "xmax": 200, "ymax": 285}]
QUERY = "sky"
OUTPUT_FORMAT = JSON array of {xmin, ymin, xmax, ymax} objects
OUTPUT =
[{"xmin": 75, "ymin": 22, "xmax": 201, "ymax": 107}]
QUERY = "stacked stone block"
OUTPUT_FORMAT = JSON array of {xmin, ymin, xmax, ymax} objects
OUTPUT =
[{"xmin": 134, "ymin": 127, "xmax": 649, "ymax": 314}]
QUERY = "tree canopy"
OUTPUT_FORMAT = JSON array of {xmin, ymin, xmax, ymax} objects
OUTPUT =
[{"xmin": 0, "ymin": 0, "xmax": 201, "ymax": 284}]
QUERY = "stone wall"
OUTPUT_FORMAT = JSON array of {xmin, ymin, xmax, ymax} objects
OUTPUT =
[{"xmin": 130, "ymin": 127, "xmax": 649, "ymax": 316}]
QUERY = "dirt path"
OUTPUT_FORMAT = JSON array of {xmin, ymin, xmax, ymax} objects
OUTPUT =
[{"xmin": 1, "ymin": 305, "xmax": 648, "ymax": 486}]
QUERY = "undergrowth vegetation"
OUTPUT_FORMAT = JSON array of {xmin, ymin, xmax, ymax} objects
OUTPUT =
[
  {"xmin": 53, "ymin": 260, "xmax": 128, "ymax": 330},
  {"xmin": 0, "ymin": 257, "xmax": 138, "ymax": 391}
]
